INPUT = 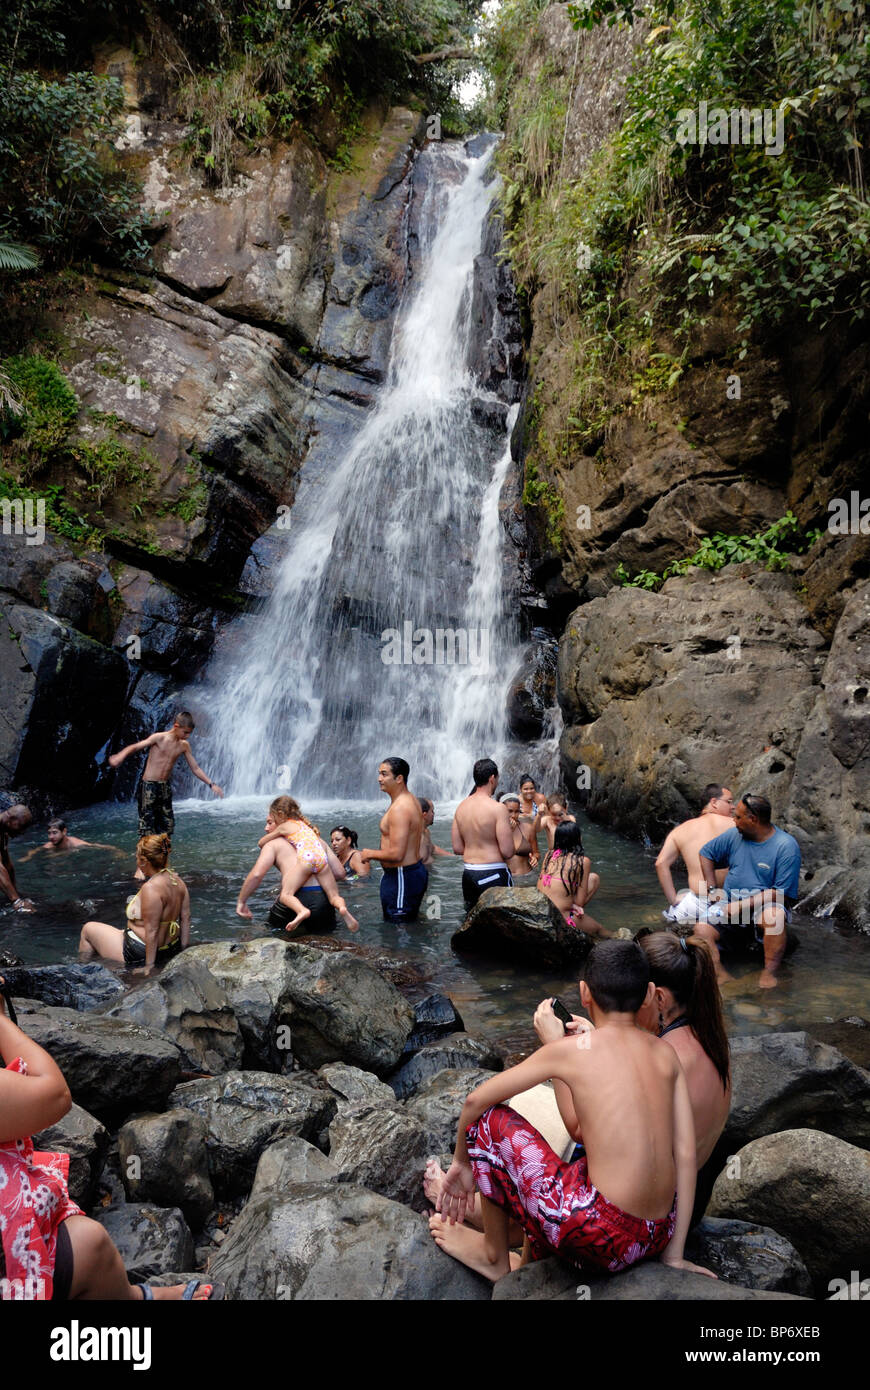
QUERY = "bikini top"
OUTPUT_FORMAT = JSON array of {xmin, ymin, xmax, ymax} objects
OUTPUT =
[
  {"xmin": 659, "ymin": 1015, "xmax": 690, "ymax": 1038},
  {"xmin": 126, "ymin": 868, "xmax": 181, "ymax": 943}
]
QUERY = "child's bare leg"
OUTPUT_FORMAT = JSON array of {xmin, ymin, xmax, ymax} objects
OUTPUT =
[
  {"xmin": 277, "ymin": 863, "xmax": 313, "ymax": 930},
  {"xmin": 427, "ymin": 1208, "xmax": 520, "ymax": 1281},
  {"xmin": 315, "ymin": 865, "xmax": 359, "ymax": 933}
]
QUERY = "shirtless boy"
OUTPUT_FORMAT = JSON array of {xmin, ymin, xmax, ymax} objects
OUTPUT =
[
  {"xmin": 430, "ymin": 940, "xmax": 714, "ymax": 1283},
  {"xmin": 500, "ymin": 795, "xmax": 534, "ymax": 879},
  {"xmin": 451, "ymin": 759, "xmax": 516, "ymax": 908},
  {"xmin": 656, "ymin": 784, "xmax": 734, "ymax": 917},
  {"xmin": 108, "ymin": 711, "xmax": 224, "ymax": 842},
  {"xmin": 359, "ymin": 758, "xmax": 427, "ymax": 923}
]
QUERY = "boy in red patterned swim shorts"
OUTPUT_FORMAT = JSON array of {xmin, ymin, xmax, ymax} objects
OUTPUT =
[{"xmin": 430, "ymin": 940, "xmax": 716, "ymax": 1283}]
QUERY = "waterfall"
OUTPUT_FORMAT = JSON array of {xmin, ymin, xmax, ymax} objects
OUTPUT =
[{"xmin": 195, "ymin": 141, "xmax": 528, "ymax": 801}]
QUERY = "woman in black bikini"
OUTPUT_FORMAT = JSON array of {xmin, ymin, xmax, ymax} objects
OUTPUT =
[
  {"xmin": 329, "ymin": 826, "xmax": 370, "ymax": 880},
  {"xmin": 78, "ymin": 833, "xmax": 190, "ymax": 969}
]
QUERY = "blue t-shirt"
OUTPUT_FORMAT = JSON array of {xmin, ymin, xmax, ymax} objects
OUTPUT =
[{"xmin": 699, "ymin": 826, "xmax": 801, "ymax": 903}]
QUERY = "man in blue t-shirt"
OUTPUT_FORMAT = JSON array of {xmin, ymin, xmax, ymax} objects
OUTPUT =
[{"xmin": 694, "ymin": 792, "xmax": 801, "ymax": 990}]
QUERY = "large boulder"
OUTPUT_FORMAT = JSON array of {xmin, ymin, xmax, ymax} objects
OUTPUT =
[
  {"xmin": 166, "ymin": 1071, "xmax": 335, "ymax": 1198},
  {"xmin": 279, "ymin": 942, "xmax": 416, "ymax": 1075},
  {"xmin": 720, "ymin": 1032, "xmax": 870, "ymax": 1155},
  {"xmin": 95, "ymin": 1204, "xmax": 195, "ymax": 1280},
  {"xmin": 16, "ymin": 1002, "xmax": 181, "ymax": 1122},
  {"xmin": 32, "ymin": 1102, "xmax": 109, "ymax": 1209},
  {"xmin": 117, "ymin": 1111, "xmax": 214, "ymax": 1227},
  {"xmin": 684, "ymin": 1218, "xmax": 813, "ymax": 1296},
  {"xmin": 404, "ymin": 1068, "xmax": 498, "ymax": 1154},
  {"xmin": 208, "ymin": 1183, "xmax": 492, "ymax": 1300},
  {"xmin": 803, "ymin": 1017, "xmax": 870, "ymax": 1072},
  {"xmin": 0, "ymin": 964, "xmax": 124, "ymax": 1012},
  {"xmin": 176, "ymin": 940, "xmax": 298, "ymax": 1071},
  {"xmin": 557, "ymin": 570, "xmax": 826, "ymax": 844},
  {"xmin": 327, "ymin": 1104, "xmax": 434, "ymax": 1211},
  {"xmin": 707, "ymin": 1128, "xmax": 870, "ymax": 1293},
  {"xmin": 250, "ymin": 1136, "xmax": 339, "ymax": 1198},
  {"xmin": 451, "ymin": 887, "xmax": 593, "ymax": 969},
  {"xmin": 102, "ymin": 955, "xmax": 244, "ymax": 1075},
  {"xmin": 389, "ymin": 1033, "xmax": 504, "ymax": 1100},
  {"xmin": 403, "ymin": 993, "xmax": 465, "ymax": 1053}
]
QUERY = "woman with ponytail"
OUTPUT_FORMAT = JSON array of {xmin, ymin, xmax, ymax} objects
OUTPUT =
[{"xmin": 636, "ymin": 930, "xmax": 731, "ymax": 1167}]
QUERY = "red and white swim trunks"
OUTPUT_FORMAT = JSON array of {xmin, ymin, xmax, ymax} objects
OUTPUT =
[{"xmin": 466, "ymin": 1104, "xmax": 676, "ymax": 1271}]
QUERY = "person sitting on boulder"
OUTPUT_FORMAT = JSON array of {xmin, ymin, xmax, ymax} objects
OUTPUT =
[
  {"xmin": 0, "ymin": 976, "xmax": 219, "ymax": 1300},
  {"xmin": 528, "ymin": 792, "xmax": 577, "ymax": 863},
  {"xmin": 536, "ymin": 822, "xmax": 613, "ymax": 937},
  {"xmin": 694, "ymin": 793, "xmax": 801, "ymax": 990},
  {"xmin": 78, "ymin": 834, "xmax": 190, "ymax": 971},
  {"xmin": 655, "ymin": 784, "xmax": 735, "ymax": 919},
  {"xmin": 0, "ymin": 804, "xmax": 35, "ymax": 914},
  {"xmin": 428, "ymin": 940, "xmax": 715, "ymax": 1283}
]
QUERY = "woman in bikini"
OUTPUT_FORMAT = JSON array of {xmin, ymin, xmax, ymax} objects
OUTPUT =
[
  {"xmin": 536, "ymin": 822, "xmax": 615, "ymax": 938},
  {"xmin": 0, "ymin": 978, "xmax": 218, "ymax": 1300},
  {"xmin": 78, "ymin": 833, "xmax": 190, "ymax": 969},
  {"xmin": 330, "ymin": 826, "xmax": 370, "ymax": 880},
  {"xmin": 258, "ymin": 798, "xmax": 359, "ymax": 932}
]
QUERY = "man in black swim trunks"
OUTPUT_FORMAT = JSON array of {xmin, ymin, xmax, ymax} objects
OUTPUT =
[
  {"xmin": 108, "ymin": 710, "xmax": 224, "ymax": 844},
  {"xmin": 452, "ymin": 759, "xmax": 516, "ymax": 909},
  {"xmin": 236, "ymin": 801, "xmax": 347, "ymax": 934}
]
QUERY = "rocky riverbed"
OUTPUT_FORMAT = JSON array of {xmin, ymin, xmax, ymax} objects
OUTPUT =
[{"xmin": 6, "ymin": 934, "xmax": 868, "ymax": 1300}]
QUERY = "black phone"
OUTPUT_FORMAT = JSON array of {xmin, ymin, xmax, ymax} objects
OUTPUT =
[{"xmin": 551, "ymin": 996, "xmax": 573, "ymax": 1031}]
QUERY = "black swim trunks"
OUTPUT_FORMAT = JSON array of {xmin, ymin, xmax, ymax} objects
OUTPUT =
[
  {"xmin": 267, "ymin": 889, "xmax": 337, "ymax": 936},
  {"xmin": 137, "ymin": 779, "xmax": 174, "ymax": 839},
  {"xmin": 380, "ymin": 860, "xmax": 428, "ymax": 923},
  {"xmin": 461, "ymin": 862, "xmax": 512, "ymax": 909},
  {"xmin": 122, "ymin": 928, "xmax": 182, "ymax": 967}
]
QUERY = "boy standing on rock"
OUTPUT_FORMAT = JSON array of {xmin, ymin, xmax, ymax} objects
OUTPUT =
[
  {"xmin": 429, "ymin": 940, "xmax": 715, "ymax": 1283},
  {"xmin": 108, "ymin": 711, "xmax": 224, "ymax": 843}
]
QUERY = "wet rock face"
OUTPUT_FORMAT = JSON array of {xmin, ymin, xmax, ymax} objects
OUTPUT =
[
  {"xmin": 118, "ymin": 1110, "xmax": 215, "ymax": 1228},
  {"xmin": 95, "ymin": 1203, "xmax": 196, "ymax": 1281},
  {"xmin": 0, "ymin": 603, "xmax": 130, "ymax": 798},
  {"xmin": 101, "ymin": 955, "xmax": 245, "ymax": 1076},
  {"xmin": 506, "ymin": 634, "xmax": 558, "ymax": 740},
  {"xmin": 466, "ymin": 201, "xmax": 524, "ymax": 403},
  {"xmin": 557, "ymin": 569, "xmax": 826, "ymax": 841},
  {"xmin": 33, "ymin": 1103, "xmax": 110, "ymax": 1209},
  {"xmin": 0, "ymin": 963, "xmax": 124, "ymax": 1012}
]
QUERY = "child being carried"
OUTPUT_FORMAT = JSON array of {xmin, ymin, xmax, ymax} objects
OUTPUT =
[{"xmin": 258, "ymin": 799, "xmax": 359, "ymax": 933}]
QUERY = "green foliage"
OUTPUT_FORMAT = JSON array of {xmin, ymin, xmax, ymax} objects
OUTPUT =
[
  {"xmin": 0, "ymin": 469, "xmax": 102, "ymax": 547},
  {"xmin": 0, "ymin": 354, "xmax": 79, "ymax": 461},
  {"xmin": 0, "ymin": 66, "xmax": 150, "ymax": 265},
  {"xmin": 0, "ymin": 238, "xmax": 40, "ymax": 272},
  {"xmin": 523, "ymin": 459, "xmax": 566, "ymax": 547},
  {"xmin": 615, "ymin": 512, "xmax": 823, "ymax": 589}
]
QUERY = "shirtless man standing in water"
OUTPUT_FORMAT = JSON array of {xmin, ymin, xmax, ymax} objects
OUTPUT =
[
  {"xmin": 360, "ymin": 758, "xmax": 427, "ymax": 923},
  {"xmin": 656, "ymin": 783, "xmax": 734, "ymax": 915},
  {"xmin": 452, "ymin": 759, "xmax": 517, "ymax": 909}
]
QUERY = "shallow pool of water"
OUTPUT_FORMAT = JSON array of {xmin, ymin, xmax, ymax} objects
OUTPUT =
[{"xmin": 4, "ymin": 797, "xmax": 868, "ymax": 1057}]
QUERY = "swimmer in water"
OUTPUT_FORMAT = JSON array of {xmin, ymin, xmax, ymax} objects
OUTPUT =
[
  {"xmin": 258, "ymin": 798, "xmax": 358, "ymax": 933},
  {"xmin": 500, "ymin": 795, "xmax": 535, "ymax": 880}
]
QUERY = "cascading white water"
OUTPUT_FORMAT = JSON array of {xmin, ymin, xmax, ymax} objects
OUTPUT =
[{"xmin": 196, "ymin": 141, "xmax": 529, "ymax": 800}]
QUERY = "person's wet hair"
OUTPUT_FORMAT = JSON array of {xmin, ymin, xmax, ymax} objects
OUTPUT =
[
  {"xmin": 269, "ymin": 795, "xmax": 316, "ymax": 831},
  {"xmin": 584, "ymin": 940, "xmax": 650, "ymax": 1013},
  {"xmin": 546, "ymin": 792, "xmax": 568, "ymax": 810},
  {"xmin": 331, "ymin": 825, "xmax": 358, "ymax": 848},
  {"xmin": 5, "ymin": 804, "xmax": 32, "ymax": 833},
  {"xmin": 638, "ymin": 931, "xmax": 731, "ymax": 1091},
  {"xmin": 473, "ymin": 758, "xmax": 499, "ymax": 786},
  {"xmin": 519, "ymin": 775, "xmax": 536, "ymax": 790},
  {"xmin": 739, "ymin": 792, "xmax": 771, "ymax": 824},
  {"xmin": 48, "ymin": 818, "xmax": 67, "ymax": 833},
  {"xmin": 382, "ymin": 756, "xmax": 410, "ymax": 783},
  {"xmin": 137, "ymin": 833, "xmax": 171, "ymax": 870},
  {"xmin": 417, "ymin": 798, "xmax": 432, "ymax": 815},
  {"xmin": 175, "ymin": 710, "xmax": 195, "ymax": 730},
  {"xmin": 703, "ymin": 783, "xmax": 724, "ymax": 806},
  {"xmin": 543, "ymin": 821, "xmax": 585, "ymax": 895}
]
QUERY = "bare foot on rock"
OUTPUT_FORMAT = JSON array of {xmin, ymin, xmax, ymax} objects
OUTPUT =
[{"xmin": 427, "ymin": 1214, "xmax": 518, "ymax": 1282}]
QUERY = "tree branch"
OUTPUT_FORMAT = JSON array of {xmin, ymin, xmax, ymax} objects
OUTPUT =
[{"xmin": 411, "ymin": 46, "xmax": 477, "ymax": 65}]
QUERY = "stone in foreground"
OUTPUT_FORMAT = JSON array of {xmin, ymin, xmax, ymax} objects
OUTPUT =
[
  {"xmin": 208, "ymin": 1183, "xmax": 492, "ymax": 1300},
  {"xmin": 451, "ymin": 886, "xmax": 593, "ymax": 968}
]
